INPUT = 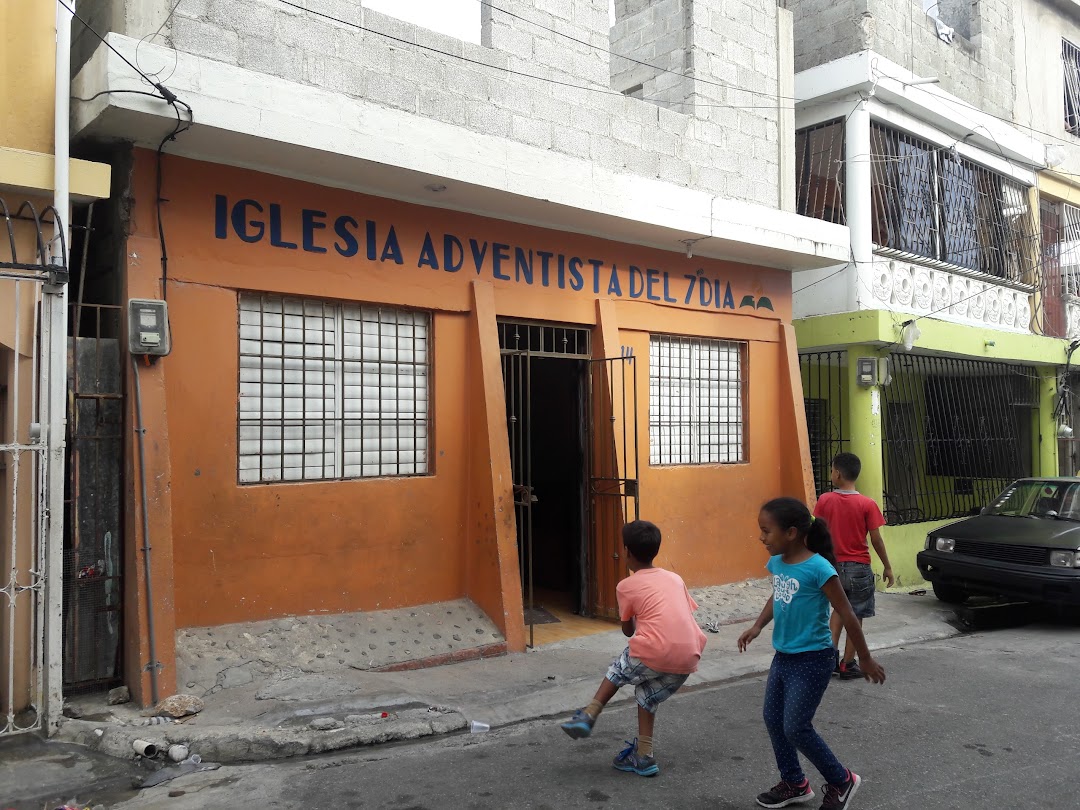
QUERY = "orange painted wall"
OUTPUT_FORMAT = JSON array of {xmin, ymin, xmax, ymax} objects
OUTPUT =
[
  {"xmin": 164, "ymin": 278, "xmax": 470, "ymax": 626},
  {"xmin": 613, "ymin": 305, "xmax": 800, "ymax": 588},
  {"xmin": 128, "ymin": 149, "xmax": 807, "ymax": 633}
]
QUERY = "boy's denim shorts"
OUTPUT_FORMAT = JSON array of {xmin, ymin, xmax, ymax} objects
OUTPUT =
[
  {"xmin": 837, "ymin": 561, "xmax": 876, "ymax": 619},
  {"xmin": 605, "ymin": 647, "xmax": 689, "ymax": 714}
]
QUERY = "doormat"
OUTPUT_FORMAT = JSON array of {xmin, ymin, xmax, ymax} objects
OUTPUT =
[{"xmin": 524, "ymin": 606, "xmax": 561, "ymax": 625}]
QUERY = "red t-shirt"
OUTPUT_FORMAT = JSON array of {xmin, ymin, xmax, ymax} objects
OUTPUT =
[{"xmin": 813, "ymin": 490, "xmax": 886, "ymax": 564}]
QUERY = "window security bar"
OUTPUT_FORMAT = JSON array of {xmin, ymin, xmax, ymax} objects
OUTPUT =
[
  {"xmin": 648, "ymin": 335, "xmax": 745, "ymax": 466},
  {"xmin": 870, "ymin": 122, "xmax": 1037, "ymax": 285},
  {"xmin": 237, "ymin": 294, "xmax": 430, "ymax": 483}
]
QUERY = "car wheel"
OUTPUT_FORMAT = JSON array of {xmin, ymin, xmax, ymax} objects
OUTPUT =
[{"xmin": 932, "ymin": 582, "xmax": 969, "ymax": 605}]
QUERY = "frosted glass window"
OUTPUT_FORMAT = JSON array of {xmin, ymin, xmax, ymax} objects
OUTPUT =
[
  {"xmin": 649, "ymin": 335, "xmax": 744, "ymax": 465},
  {"xmin": 238, "ymin": 294, "xmax": 429, "ymax": 483}
]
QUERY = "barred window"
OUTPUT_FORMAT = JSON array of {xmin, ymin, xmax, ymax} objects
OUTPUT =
[
  {"xmin": 1064, "ymin": 39, "xmax": 1080, "ymax": 136},
  {"xmin": 881, "ymin": 353, "xmax": 1037, "ymax": 525},
  {"xmin": 1037, "ymin": 197, "xmax": 1080, "ymax": 338},
  {"xmin": 649, "ymin": 335, "xmax": 744, "ymax": 465},
  {"xmin": 795, "ymin": 120, "xmax": 846, "ymax": 225},
  {"xmin": 870, "ymin": 122, "xmax": 1036, "ymax": 283},
  {"xmin": 238, "ymin": 294, "xmax": 429, "ymax": 483}
]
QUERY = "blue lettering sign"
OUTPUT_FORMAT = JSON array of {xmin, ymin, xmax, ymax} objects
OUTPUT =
[
  {"xmin": 334, "ymin": 216, "xmax": 359, "ymax": 257},
  {"xmin": 302, "ymin": 209, "xmax": 328, "ymax": 254},
  {"xmin": 269, "ymin": 204, "xmax": 297, "ymax": 249},
  {"xmin": 418, "ymin": 232, "xmax": 439, "ymax": 270}
]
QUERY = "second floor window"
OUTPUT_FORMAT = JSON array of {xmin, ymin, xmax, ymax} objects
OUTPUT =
[
  {"xmin": 1064, "ymin": 39, "xmax": 1080, "ymax": 136},
  {"xmin": 795, "ymin": 120, "xmax": 846, "ymax": 224},
  {"xmin": 870, "ymin": 122, "xmax": 1035, "ymax": 284}
]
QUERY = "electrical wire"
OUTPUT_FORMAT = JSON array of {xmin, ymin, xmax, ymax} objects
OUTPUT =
[
  {"xmin": 59, "ymin": 0, "xmax": 179, "ymax": 102},
  {"xmin": 135, "ymin": 0, "xmax": 185, "ymax": 83},
  {"xmin": 156, "ymin": 99, "xmax": 194, "ymax": 303},
  {"xmin": 71, "ymin": 89, "xmax": 169, "ymax": 104},
  {"xmin": 276, "ymin": 0, "xmax": 802, "ymax": 112},
  {"xmin": 65, "ymin": 0, "xmax": 194, "ymax": 305},
  {"xmin": 474, "ymin": 0, "xmax": 801, "ymax": 104}
]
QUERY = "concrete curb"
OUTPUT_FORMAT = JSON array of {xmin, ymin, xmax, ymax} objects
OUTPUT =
[
  {"xmin": 56, "ymin": 607, "xmax": 963, "ymax": 766},
  {"xmin": 56, "ymin": 706, "xmax": 468, "ymax": 765}
]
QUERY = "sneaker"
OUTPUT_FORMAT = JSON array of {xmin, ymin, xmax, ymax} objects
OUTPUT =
[
  {"xmin": 756, "ymin": 779, "xmax": 816, "ymax": 808},
  {"xmin": 832, "ymin": 649, "xmax": 841, "ymax": 677},
  {"xmin": 612, "ymin": 738, "xmax": 659, "ymax": 777},
  {"xmin": 838, "ymin": 660, "xmax": 863, "ymax": 681},
  {"xmin": 560, "ymin": 708, "xmax": 596, "ymax": 739},
  {"xmin": 819, "ymin": 771, "xmax": 862, "ymax": 810}
]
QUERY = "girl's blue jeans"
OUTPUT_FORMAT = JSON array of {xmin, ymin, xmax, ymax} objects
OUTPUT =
[{"xmin": 763, "ymin": 648, "xmax": 847, "ymax": 786}]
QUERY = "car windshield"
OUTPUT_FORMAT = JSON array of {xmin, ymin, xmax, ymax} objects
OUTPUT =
[{"xmin": 987, "ymin": 481, "xmax": 1080, "ymax": 520}]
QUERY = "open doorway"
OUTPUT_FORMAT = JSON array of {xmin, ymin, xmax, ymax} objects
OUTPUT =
[
  {"xmin": 499, "ymin": 320, "xmax": 595, "ymax": 645},
  {"xmin": 526, "ymin": 356, "xmax": 585, "ymax": 612}
]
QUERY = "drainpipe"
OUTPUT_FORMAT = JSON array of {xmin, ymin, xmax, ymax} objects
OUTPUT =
[
  {"xmin": 130, "ymin": 356, "xmax": 160, "ymax": 705},
  {"xmin": 45, "ymin": 0, "xmax": 74, "ymax": 732},
  {"xmin": 844, "ymin": 98, "xmax": 872, "ymax": 313}
]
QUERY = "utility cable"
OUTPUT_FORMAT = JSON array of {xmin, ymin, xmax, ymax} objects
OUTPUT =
[
  {"xmin": 474, "ymin": 0, "xmax": 800, "ymax": 104},
  {"xmin": 59, "ymin": 0, "xmax": 179, "ymax": 103},
  {"xmin": 277, "ymin": 0, "xmax": 800, "ymax": 112}
]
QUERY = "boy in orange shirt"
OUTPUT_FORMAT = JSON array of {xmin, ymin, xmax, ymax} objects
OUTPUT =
[{"xmin": 559, "ymin": 520, "xmax": 707, "ymax": 777}]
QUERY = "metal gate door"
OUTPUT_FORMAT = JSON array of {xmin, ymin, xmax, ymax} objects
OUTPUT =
[
  {"xmin": 586, "ymin": 355, "xmax": 639, "ymax": 619},
  {"xmin": 499, "ymin": 320, "xmax": 593, "ymax": 648},
  {"xmin": 1, "ymin": 199, "xmax": 68, "ymax": 736},
  {"xmin": 65, "ymin": 302, "xmax": 124, "ymax": 692},
  {"xmin": 500, "ymin": 347, "xmax": 535, "ymax": 646}
]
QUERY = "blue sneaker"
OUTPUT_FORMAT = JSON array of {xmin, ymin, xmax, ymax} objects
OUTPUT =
[
  {"xmin": 612, "ymin": 738, "xmax": 659, "ymax": 777},
  {"xmin": 560, "ymin": 708, "xmax": 596, "ymax": 739}
]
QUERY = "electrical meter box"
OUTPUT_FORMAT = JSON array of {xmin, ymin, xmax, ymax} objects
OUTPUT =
[
  {"xmin": 856, "ymin": 357, "xmax": 878, "ymax": 386},
  {"xmin": 128, "ymin": 299, "xmax": 171, "ymax": 357}
]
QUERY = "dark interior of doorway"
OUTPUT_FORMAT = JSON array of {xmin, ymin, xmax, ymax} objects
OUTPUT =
[{"xmin": 523, "ymin": 357, "xmax": 586, "ymax": 615}]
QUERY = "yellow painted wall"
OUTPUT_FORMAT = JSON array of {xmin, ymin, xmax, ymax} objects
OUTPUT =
[
  {"xmin": 0, "ymin": 0, "xmax": 56, "ymax": 152},
  {"xmin": 797, "ymin": 309, "xmax": 1066, "ymax": 589}
]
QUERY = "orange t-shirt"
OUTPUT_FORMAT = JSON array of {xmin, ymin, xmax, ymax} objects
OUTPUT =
[{"xmin": 617, "ymin": 567, "xmax": 707, "ymax": 675}]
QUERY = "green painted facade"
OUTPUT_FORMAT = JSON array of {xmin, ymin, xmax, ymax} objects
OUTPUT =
[{"xmin": 795, "ymin": 310, "xmax": 1068, "ymax": 590}]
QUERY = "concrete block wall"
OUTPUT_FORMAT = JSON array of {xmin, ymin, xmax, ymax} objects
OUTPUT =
[
  {"xmin": 482, "ymin": 0, "xmax": 611, "ymax": 89},
  {"xmin": 610, "ymin": 0, "xmax": 694, "ymax": 108},
  {"xmin": 789, "ymin": 0, "xmax": 1015, "ymax": 118},
  {"xmin": 1014, "ymin": 0, "xmax": 1080, "ymax": 181},
  {"xmin": 78, "ymin": 0, "xmax": 788, "ymax": 208}
]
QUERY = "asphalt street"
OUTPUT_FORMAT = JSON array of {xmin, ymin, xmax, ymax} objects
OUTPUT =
[{"xmin": 97, "ymin": 613, "xmax": 1080, "ymax": 810}]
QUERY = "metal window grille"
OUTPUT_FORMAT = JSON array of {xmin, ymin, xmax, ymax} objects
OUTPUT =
[
  {"xmin": 1064, "ymin": 39, "xmax": 1080, "ymax": 136},
  {"xmin": 1039, "ymin": 197, "xmax": 1068, "ymax": 338},
  {"xmin": 1042, "ymin": 199, "xmax": 1080, "ymax": 298},
  {"xmin": 1059, "ymin": 370, "xmax": 1080, "ymax": 477},
  {"xmin": 795, "ymin": 120, "xmax": 846, "ymax": 225},
  {"xmin": 871, "ymin": 122, "xmax": 1036, "ymax": 283},
  {"xmin": 497, "ymin": 320, "xmax": 591, "ymax": 357},
  {"xmin": 798, "ymin": 351, "xmax": 849, "ymax": 495},
  {"xmin": 881, "ymin": 353, "xmax": 1039, "ymax": 525},
  {"xmin": 238, "ymin": 294, "xmax": 430, "ymax": 483},
  {"xmin": 649, "ymin": 335, "xmax": 744, "ymax": 465}
]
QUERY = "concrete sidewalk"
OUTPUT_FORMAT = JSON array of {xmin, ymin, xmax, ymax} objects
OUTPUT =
[{"xmin": 53, "ymin": 583, "xmax": 959, "ymax": 767}]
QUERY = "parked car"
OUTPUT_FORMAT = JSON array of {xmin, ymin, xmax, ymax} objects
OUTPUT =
[{"xmin": 918, "ymin": 478, "xmax": 1080, "ymax": 607}]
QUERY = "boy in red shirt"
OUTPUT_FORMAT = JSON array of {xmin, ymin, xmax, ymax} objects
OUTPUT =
[
  {"xmin": 559, "ymin": 520, "xmax": 706, "ymax": 777},
  {"xmin": 813, "ymin": 452, "xmax": 894, "ymax": 681}
]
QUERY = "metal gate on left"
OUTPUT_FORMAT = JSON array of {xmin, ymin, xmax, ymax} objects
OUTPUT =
[{"xmin": 1, "ymin": 199, "xmax": 69, "ymax": 736}]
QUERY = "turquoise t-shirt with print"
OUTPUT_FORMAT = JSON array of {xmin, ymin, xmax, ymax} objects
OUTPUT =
[{"xmin": 766, "ymin": 554, "xmax": 838, "ymax": 654}]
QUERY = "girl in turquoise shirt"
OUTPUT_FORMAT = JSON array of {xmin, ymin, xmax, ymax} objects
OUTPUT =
[{"xmin": 738, "ymin": 498, "xmax": 886, "ymax": 810}]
